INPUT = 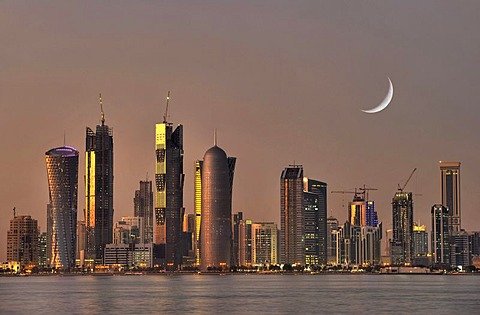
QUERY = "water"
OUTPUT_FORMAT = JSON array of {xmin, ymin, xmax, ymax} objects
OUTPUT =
[{"xmin": 1, "ymin": 274, "xmax": 479, "ymax": 314}]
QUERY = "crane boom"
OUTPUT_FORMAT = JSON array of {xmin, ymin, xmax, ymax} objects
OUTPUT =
[{"xmin": 400, "ymin": 168, "xmax": 417, "ymax": 192}]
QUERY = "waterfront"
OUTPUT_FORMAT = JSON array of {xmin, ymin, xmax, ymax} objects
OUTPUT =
[{"xmin": 1, "ymin": 274, "xmax": 479, "ymax": 314}]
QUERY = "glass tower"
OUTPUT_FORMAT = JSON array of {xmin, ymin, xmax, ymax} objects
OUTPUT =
[
  {"xmin": 440, "ymin": 162, "xmax": 461, "ymax": 234},
  {"xmin": 85, "ymin": 106, "xmax": 114, "ymax": 264},
  {"xmin": 194, "ymin": 160, "xmax": 203, "ymax": 266},
  {"xmin": 391, "ymin": 192, "xmax": 413, "ymax": 265},
  {"xmin": 431, "ymin": 204, "xmax": 450, "ymax": 264},
  {"xmin": 155, "ymin": 122, "xmax": 185, "ymax": 269},
  {"xmin": 280, "ymin": 166, "xmax": 304, "ymax": 265},
  {"xmin": 45, "ymin": 146, "xmax": 79, "ymax": 270},
  {"xmin": 200, "ymin": 145, "xmax": 236, "ymax": 271},
  {"xmin": 134, "ymin": 180, "xmax": 154, "ymax": 244}
]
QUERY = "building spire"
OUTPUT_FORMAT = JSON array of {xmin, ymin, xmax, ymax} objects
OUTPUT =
[
  {"xmin": 214, "ymin": 128, "xmax": 217, "ymax": 146},
  {"xmin": 163, "ymin": 91, "xmax": 170, "ymax": 123},
  {"xmin": 99, "ymin": 93, "xmax": 105, "ymax": 125},
  {"xmin": 63, "ymin": 130, "xmax": 66, "ymax": 146}
]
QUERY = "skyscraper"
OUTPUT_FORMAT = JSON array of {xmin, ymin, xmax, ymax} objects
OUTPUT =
[
  {"xmin": 85, "ymin": 95, "xmax": 114, "ymax": 264},
  {"xmin": 7, "ymin": 214, "xmax": 39, "ymax": 267},
  {"xmin": 194, "ymin": 160, "xmax": 203, "ymax": 266},
  {"xmin": 155, "ymin": 114, "xmax": 184, "ymax": 269},
  {"xmin": 303, "ymin": 178, "xmax": 328, "ymax": 265},
  {"xmin": 45, "ymin": 146, "xmax": 79, "ymax": 270},
  {"xmin": 326, "ymin": 216, "xmax": 339, "ymax": 264},
  {"xmin": 391, "ymin": 192, "xmax": 413, "ymax": 265},
  {"xmin": 134, "ymin": 180, "xmax": 154, "ymax": 243},
  {"xmin": 200, "ymin": 144, "xmax": 236, "ymax": 271},
  {"xmin": 440, "ymin": 162, "xmax": 461, "ymax": 234},
  {"xmin": 280, "ymin": 165, "xmax": 304, "ymax": 265},
  {"xmin": 431, "ymin": 204, "xmax": 450, "ymax": 265}
]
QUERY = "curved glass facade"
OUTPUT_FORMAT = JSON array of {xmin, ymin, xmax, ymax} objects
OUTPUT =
[
  {"xmin": 45, "ymin": 146, "xmax": 79, "ymax": 270},
  {"xmin": 200, "ymin": 146, "xmax": 236, "ymax": 271}
]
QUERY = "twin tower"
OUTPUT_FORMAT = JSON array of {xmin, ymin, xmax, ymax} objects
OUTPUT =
[{"xmin": 155, "ymin": 122, "xmax": 236, "ymax": 271}]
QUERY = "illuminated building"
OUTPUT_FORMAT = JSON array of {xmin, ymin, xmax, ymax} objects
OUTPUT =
[
  {"xmin": 155, "ymin": 118, "xmax": 185, "ymax": 270},
  {"xmin": 38, "ymin": 232, "xmax": 48, "ymax": 268},
  {"xmin": 252, "ymin": 222, "xmax": 278, "ymax": 265},
  {"xmin": 194, "ymin": 160, "xmax": 203, "ymax": 266},
  {"xmin": 334, "ymin": 221, "xmax": 382, "ymax": 266},
  {"xmin": 303, "ymin": 178, "xmax": 328, "ymax": 265},
  {"xmin": 134, "ymin": 180, "xmax": 153, "ymax": 244},
  {"xmin": 390, "ymin": 192, "xmax": 413, "ymax": 265},
  {"xmin": 431, "ymin": 204, "xmax": 450, "ymax": 264},
  {"xmin": 280, "ymin": 165, "xmax": 304, "ymax": 265},
  {"xmin": 238, "ymin": 218, "xmax": 253, "ymax": 266},
  {"xmin": 76, "ymin": 221, "xmax": 86, "ymax": 267},
  {"xmin": 349, "ymin": 195, "xmax": 367, "ymax": 226},
  {"xmin": 412, "ymin": 223, "xmax": 428, "ymax": 257},
  {"xmin": 233, "ymin": 212, "xmax": 252, "ymax": 266},
  {"xmin": 45, "ymin": 146, "xmax": 79, "ymax": 270},
  {"xmin": 200, "ymin": 144, "xmax": 236, "ymax": 271},
  {"xmin": 85, "ymin": 96, "xmax": 114, "ymax": 264},
  {"xmin": 7, "ymin": 215, "xmax": 39, "ymax": 267},
  {"xmin": 440, "ymin": 161, "xmax": 461, "ymax": 234},
  {"xmin": 114, "ymin": 217, "xmax": 143, "ymax": 244},
  {"xmin": 103, "ymin": 243, "xmax": 153, "ymax": 268},
  {"xmin": 327, "ymin": 216, "xmax": 338, "ymax": 264}
]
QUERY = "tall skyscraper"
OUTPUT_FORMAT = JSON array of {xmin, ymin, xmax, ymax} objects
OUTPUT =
[
  {"xmin": 155, "ymin": 111, "xmax": 185, "ymax": 269},
  {"xmin": 85, "ymin": 95, "xmax": 114, "ymax": 264},
  {"xmin": 390, "ymin": 192, "xmax": 413, "ymax": 265},
  {"xmin": 280, "ymin": 165, "xmax": 304, "ymax": 265},
  {"xmin": 7, "ymin": 214, "xmax": 39, "ymax": 267},
  {"xmin": 45, "ymin": 146, "xmax": 79, "ymax": 270},
  {"xmin": 134, "ymin": 180, "xmax": 154, "ymax": 243},
  {"xmin": 194, "ymin": 160, "xmax": 203, "ymax": 266},
  {"xmin": 326, "ymin": 216, "xmax": 339, "ymax": 264},
  {"xmin": 431, "ymin": 204, "xmax": 450, "ymax": 264},
  {"xmin": 303, "ymin": 178, "xmax": 327, "ymax": 265},
  {"xmin": 252, "ymin": 222, "xmax": 278, "ymax": 265},
  {"xmin": 440, "ymin": 162, "xmax": 461, "ymax": 234},
  {"xmin": 200, "ymin": 144, "xmax": 236, "ymax": 271}
]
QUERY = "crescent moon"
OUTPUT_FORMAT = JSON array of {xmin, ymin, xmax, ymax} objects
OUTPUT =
[{"xmin": 362, "ymin": 77, "xmax": 394, "ymax": 114}]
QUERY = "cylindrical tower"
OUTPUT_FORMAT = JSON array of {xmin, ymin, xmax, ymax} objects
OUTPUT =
[
  {"xmin": 200, "ymin": 145, "xmax": 235, "ymax": 271},
  {"xmin": 45, "ymin": 146, "xmax": 79, "ymax": 270}
]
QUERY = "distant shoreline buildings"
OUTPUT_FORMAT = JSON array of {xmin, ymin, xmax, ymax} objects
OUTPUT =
[{"xmin": 3, "ymin": 95, "xmax": 480, "ymax": 274}]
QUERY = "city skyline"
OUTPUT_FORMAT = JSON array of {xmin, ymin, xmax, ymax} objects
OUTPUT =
[{"xmin": 2, "ymin": 2, "xmax": 480, "ymax": 260}]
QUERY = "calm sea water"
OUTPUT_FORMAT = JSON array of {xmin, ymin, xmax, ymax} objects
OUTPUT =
[{"xmin": 1, "ymin": 274, "xmax": 479, "ymax": 314}]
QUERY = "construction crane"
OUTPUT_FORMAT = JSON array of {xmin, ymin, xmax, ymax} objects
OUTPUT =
[
  {"xmin": 359, "ymin": 184, "xmax": 378, "ymax": 201},
  {"xmin": 331, "ymin": 189, "xmax": 358, "ymax": 210},
  {"xmin": 398, "ymin": 168, "xmax": 417, "ymax": 193}
]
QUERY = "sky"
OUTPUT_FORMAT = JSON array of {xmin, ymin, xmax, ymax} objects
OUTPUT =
[{"xmin": 1, "ymin": 1, "xmax": 480, "ymax": 260}]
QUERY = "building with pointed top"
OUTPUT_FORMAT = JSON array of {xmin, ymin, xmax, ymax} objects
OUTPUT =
[
  {"xmin": 85, "ymin": 95, "xmax": 114, "ymax": 264},
  {"xmin": 200, "ymin": 144, "xmax": 236, "ymax": 271},
  {"xmin": 154, "ymin": 97, "xmax": 184, "ymax": 269}
]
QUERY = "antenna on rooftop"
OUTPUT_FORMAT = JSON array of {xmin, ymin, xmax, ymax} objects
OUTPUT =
[
  {"xmin": 99, "ymin": 93, "xmax": 105, "ymax": 125},
  {"xmin": 13, "ymin": 207, "xmax": 16, "ymax": 218},
  {"xmin": 163, "ymin": 91, "xmax": 170, "ymax": 123},
  {"xmin": 214, "ymin": 128, "xmax": 217, "ymax": 146},
  {"xmin": 63, "ymin": 130, "xmax": 66, "ymax": 146}
]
